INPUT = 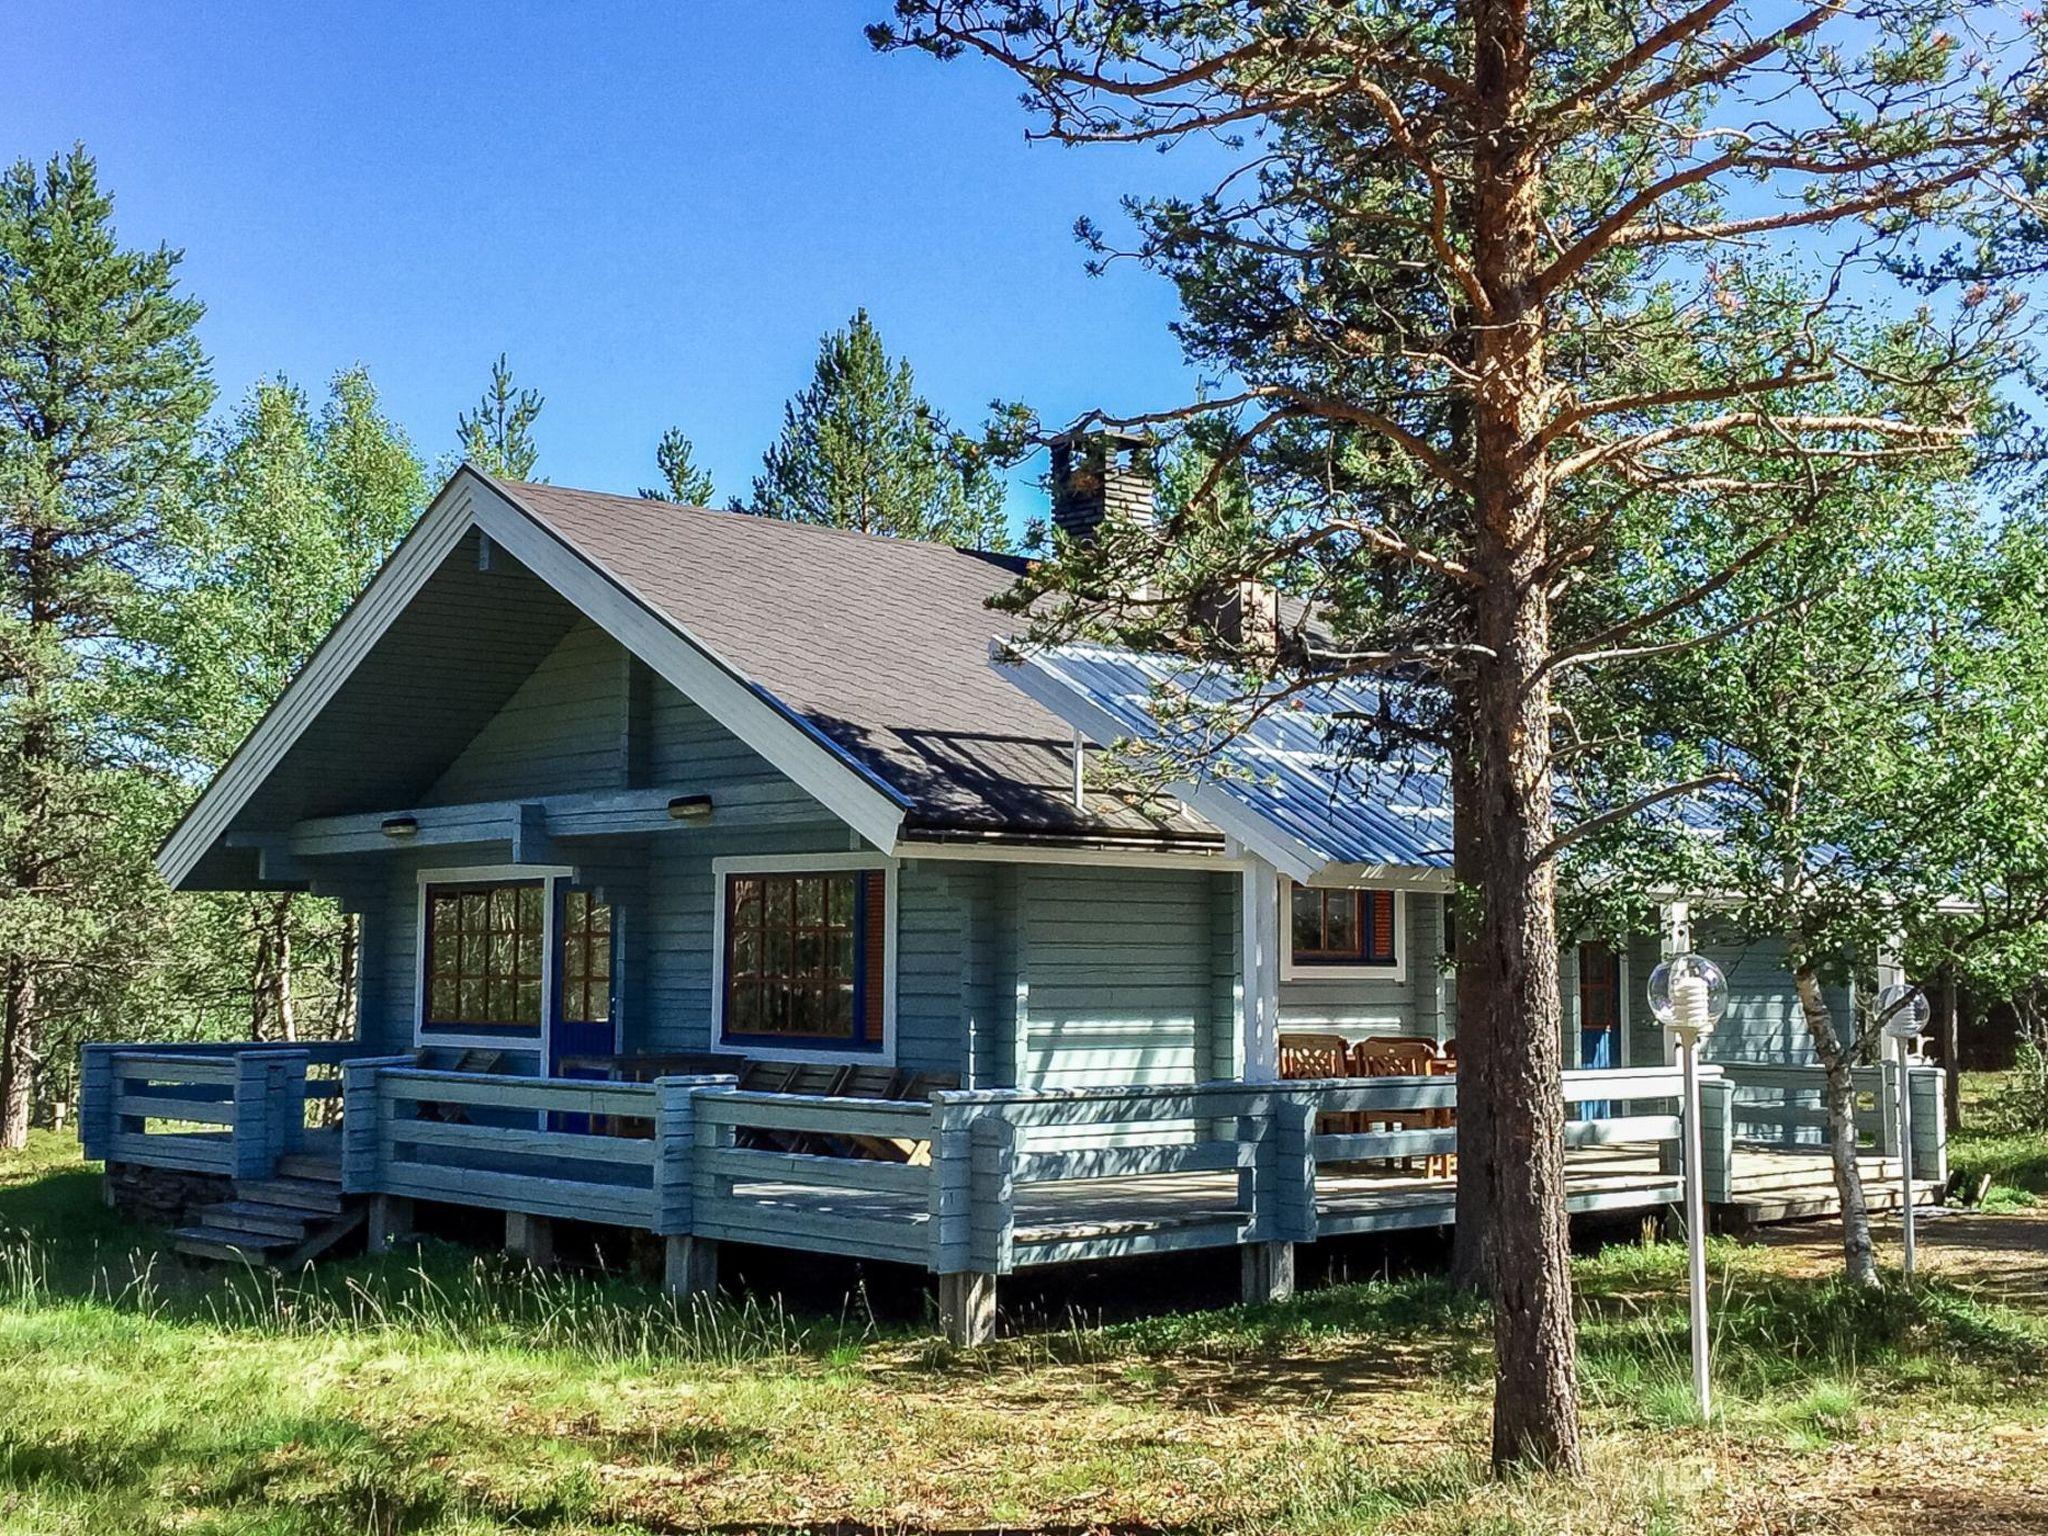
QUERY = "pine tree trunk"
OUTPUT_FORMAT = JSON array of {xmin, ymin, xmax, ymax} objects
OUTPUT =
[
  {"xmin": 1470, "ymin": 591, "xmax": 1579, "ymax": 1471},
  {"xmin": 1793, "ymin": 958, "xmax": 1879, "ymax": 1286},
  {"xmin": 1449, "ymin": 701, "xmax": 1493, "ymax": 1294},
  {"xmin": 0, "ymin": 960, "xmax": 36, "ymax": 1150},
  {"xmin": 1464, "ymin": 0, "xmax": 1580, "ymax": 1470}
]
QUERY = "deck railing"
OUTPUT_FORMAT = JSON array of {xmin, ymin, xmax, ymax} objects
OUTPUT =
[
  {"xmin": 80, "ymin": 1039, "xmax": 391, "ymax": 1182},
  {"xmin": 339, "ymin": 1064, "xmax": 738, "ymax": 1233},
  {"xmin": 1718, "ymin": 1061, "xmax": 1946, "ymax": 1182},
  {"xmin": 689, "ymin": 1088, "xmax": 937, "ymax": 1268},
  {"xmin": 928, "ymin": 1082, "xmax": 1294, "ymax": 1273},
  {"xmin": 90, "ymin": 1053, "xmax": 1817, "ymax": 1344}
]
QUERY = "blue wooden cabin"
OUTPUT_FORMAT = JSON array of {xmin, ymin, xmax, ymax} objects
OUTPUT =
[{"xmin": 78, "ymin": 453, "xmax": 1946, "ymax": 1340}]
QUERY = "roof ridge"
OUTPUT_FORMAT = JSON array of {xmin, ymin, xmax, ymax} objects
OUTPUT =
[{"xmin": 484, "ymin": 471, "xmax": 1027, "ymax": 566}]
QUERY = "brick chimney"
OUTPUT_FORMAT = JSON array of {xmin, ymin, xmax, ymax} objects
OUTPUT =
[{"xmin": 1049, "ymin": 429, "xmax": 1157, "ymax": 543}]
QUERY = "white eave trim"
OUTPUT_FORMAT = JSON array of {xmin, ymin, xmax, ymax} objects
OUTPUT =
[{"xmin": 158, "ymin": 468, "xmax": 907, "ymax": 889}]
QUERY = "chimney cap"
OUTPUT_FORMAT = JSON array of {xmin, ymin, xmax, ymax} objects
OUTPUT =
[{"xmin": 1048, "ymin": 425, "xmax": 1152, "ymax": 452}]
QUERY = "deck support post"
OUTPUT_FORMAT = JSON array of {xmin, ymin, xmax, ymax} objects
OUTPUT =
[
  {"xmin": 939, "ymin": 1270, "xmax": 996, "ymax": 1346},
  {"xmin": 663, "ymin": 1234, "xmax": 718, "ymax": 1297},
  {"xmin": 1241, "ymin": 1240, "xmax": 1295, "ymax": 1305},
  {"xmin": 1239, "ymin": 854, "xmax": 1283, "ymax": 1082},
  {"xmin": 367, "ymin": 1194, "xmax": 413, "ymax": 1256},
  {"xmin": 505, "ymin": 1211, "xmax": 555, "ymax": 1266}
]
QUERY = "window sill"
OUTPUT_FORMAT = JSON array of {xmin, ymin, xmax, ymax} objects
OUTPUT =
[{"xmin": 716, "ymin": 1036, "xmax": 895, "ymax": 1066}]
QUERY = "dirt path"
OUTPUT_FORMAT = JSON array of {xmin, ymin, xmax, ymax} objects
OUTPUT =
[{"xmin": 1752, "ymin": 1205, "xmax": 2048, "ymax": 1303}]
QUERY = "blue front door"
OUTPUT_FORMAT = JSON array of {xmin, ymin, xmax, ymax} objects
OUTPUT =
[
  {"xmin": 549, "ymin": 888, "xmax": 616, "ymax": 1128},
  {"xmin": 1578, "ymin": 943, "xmax": 1622, "ymax": 1119}
]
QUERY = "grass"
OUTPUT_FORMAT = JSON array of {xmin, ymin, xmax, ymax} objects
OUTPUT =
[
  {"xmin": 3, "ymin": 1130, "xmax": 2047, "ymax": 1534},
  {"xmin": 1951, "ymin": 1069, "xmax": 2048, "ymax": 1201}
]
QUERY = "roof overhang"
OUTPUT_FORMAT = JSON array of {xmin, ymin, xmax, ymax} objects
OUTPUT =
[
  {"xmin": 158, "ymin": 468, "xmax": 909, "ymax": 890},
  {"xmin": 992, "ymin": 642, "xmax": 1338, "ymax": 885}
]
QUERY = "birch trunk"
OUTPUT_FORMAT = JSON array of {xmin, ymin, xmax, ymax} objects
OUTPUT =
[
  {"xmin": 335, "ymin": 912, "xmax": 359, "ymax": 1040},
  {"xmin": 1793, "ymin": 958, "xmax": 1879, "ymax": 1285},
  {"xmin": 271, "ymin": 895, "xmax": 297, "ymax": 1043}
]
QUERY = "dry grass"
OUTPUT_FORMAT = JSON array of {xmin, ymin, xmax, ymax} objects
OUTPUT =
[{"xmin": 3, "ymin": 1132, "xmax": 2046, "ymax": 1534}]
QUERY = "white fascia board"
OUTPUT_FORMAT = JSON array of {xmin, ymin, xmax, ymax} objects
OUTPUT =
[
  {"xmin": 989, "ymin": 642, "xmax": 1325, "ymax": 885},
  {"xmin": 159, "ymin": 468, "xmax": 907, "ymax": 891},
  {"xmin": 157, "ymin": 476, "xmax": 489, "ymax": 889}
]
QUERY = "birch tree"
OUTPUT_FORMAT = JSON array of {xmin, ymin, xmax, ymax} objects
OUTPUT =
[
  {"xmin": 873, "ymin": 0, "xmax": 2046, "ymax": 1471},
  {"xmin": 159, "ymin": 369, "xmax": 424, "ymax": 1043}
]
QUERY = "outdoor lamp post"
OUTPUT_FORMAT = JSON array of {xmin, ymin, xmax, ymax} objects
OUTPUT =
[
  {"xmin": 1877, "ymin": 982, "xmax": 1932, "ymax": 1283},
  {"xmin": 1649, "ymin": 951, "xmax": 1730, "ymax": 1417}
]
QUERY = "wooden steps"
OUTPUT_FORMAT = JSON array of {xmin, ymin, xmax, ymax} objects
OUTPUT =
[
  {"xmin": 1722, "ymin": 1156, "xmax": 1939, "ymax": 1229},
  {"xmin": 174, "ymin": 1152, "xmax": 361, "ymax": 1268}
]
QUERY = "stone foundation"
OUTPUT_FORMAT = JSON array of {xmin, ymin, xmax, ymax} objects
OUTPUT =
[{"xmin": 105, "ymin": 1162, "xmax": 236, "ymax": 1228}]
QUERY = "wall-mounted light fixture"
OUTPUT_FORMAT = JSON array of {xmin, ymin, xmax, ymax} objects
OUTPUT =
[
  {"xmin": 380, "ymin": 815, "xmax": 420, "ymax": 840},
  {"xmin": 667, "ymin": 794, "xmax": 714, "ymax": 822}
]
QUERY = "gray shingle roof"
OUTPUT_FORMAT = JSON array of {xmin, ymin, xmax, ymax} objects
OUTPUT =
[{"xmin": 492, "ymin": 478, "xmax": 1214, "ymax": 846}]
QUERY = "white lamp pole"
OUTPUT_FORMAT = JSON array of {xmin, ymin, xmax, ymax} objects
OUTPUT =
[
  {"xmin": 1877, "ymin": 982, "xmax": 1931, "ymax": 1284},
  {"xmin": 1650, "ymin": 948, "xmax": 1728, "ymax": 1418}
]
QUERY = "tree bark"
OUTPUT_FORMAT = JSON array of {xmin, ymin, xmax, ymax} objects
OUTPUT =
[
  {"xmin": 0, "ymin": 960, "xmax": 36, "ymax": 1149},
  {"xmin": 1462, "ymin": 0, "xmax": 1581, "ymax": 1472},
  {"xmin": 1792, "ymin": 958, "xmax": 1879, "ymax": 1285},
  {"xmin": 1450, "ymin": 699, "xmax": 1494, "ymax": 1294},
  {"xmin": 335, "ymin": 911, "xmax": 360, "ymax": 1040}
]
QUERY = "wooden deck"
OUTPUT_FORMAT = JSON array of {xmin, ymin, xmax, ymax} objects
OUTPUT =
[{"xmin": 79, "ymin": 1045, "xmax": 1953, "ymax": 1342}]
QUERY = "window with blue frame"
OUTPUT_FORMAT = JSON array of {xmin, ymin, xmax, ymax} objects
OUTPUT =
[
  {"xmin": 721, "ymin": 869, "xmax": 885, "ymax": 1047},
  {"xmin": 423, "ymin": 881, "xmax": 546, "ymax": 1032},
  {"xmin": 1290, "ymin": 886, "xmax": 1398, "ymax": 967}
]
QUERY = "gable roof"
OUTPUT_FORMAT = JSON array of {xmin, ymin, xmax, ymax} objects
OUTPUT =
[
  {"xmin": 160, "ymin": 469, "xmax": 1211, "ymax": 890},
  {"xmin": 494, "ymin": 480, "xmax": 1203, "ymax": 845}
]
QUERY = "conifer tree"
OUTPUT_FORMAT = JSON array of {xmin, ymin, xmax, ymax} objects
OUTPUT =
[
  {"xmin": 876, "ymin": 0, "xmax": 2047, "ymax": 1471},
  {"xmin": 750, "ymin": 309, "xmax": 1009, "ymax": 548},
  {"xmin": 0, "ymin": 146, "xmax": 211, "ymax": 1144},
  {"xmin": 641, "ymin": 426, "xmax": 717, "ymax": 505},
  {"xmin": 457, "ymin": 353, "xmax": 543, "ymax": 480}
]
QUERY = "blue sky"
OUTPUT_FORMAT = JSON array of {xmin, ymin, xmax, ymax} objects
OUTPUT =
[{"xmin": 2, "ymin": 3, "xmax": 1215, "ymax": 525}]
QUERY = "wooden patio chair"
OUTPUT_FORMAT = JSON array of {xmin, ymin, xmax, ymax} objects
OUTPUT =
[
  {"xmin": 414, "ymin": 1048, "xmax": 506, "ymax": 1125},
  {"xmin": 1280, "ymin": 1032, "xmax": 1361, "ymax": 1141},
  {"xmin": 1352, "ymin": 1037, "xmax": 1443, "ymax": 1174}
]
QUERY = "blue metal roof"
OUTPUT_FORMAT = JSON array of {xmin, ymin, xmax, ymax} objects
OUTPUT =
[{"xmin": 1004, "ymin": 643, "xmax": 1453, "ymax": 872}]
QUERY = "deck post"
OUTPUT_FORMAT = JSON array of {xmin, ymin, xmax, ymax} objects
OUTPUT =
[
  {"xmin": 1907, "ymin": 1064, "xmax": 1947, "ymax": 1187},
  {"xmin": 505, "ymin": 1211, "xmax": 555, "ymax": 1266},
  {"xmin": 939, "ymin": 1270, "xmax": 996, "ymax": 1346},
  {"xmin": 231, "ymin": 1050, "xmax": 304, "ymax": 1182},
  {"xmin": 967, "ymin": 1115, "xmax": 1017, "ymax": 1275},
  {"xmin": 1698, "ymin": 1074, "xmax": 1734, "ymax": 1207},
  {"xmin": 928, "ymin": 1096, "xmax": 974, "ymax": 1275},
  {"xmin": 367, "ymin": 1193, "xmax": 413, "ymax": 1255},
  {"xmin": 78, "ymin": 1044, "xmax": 116, "ymax": 1162},
  {"xmin": 663, "ymin": 1235, "xmax": 718, "ymax": 1296},
  {"xmin": 1241, "ymin": 1240, "xmax": 1295, "ymax": 1305},
  {"xmin": 1239, "ymin": 856, "xmax": 1283, "ymax": 1082}
]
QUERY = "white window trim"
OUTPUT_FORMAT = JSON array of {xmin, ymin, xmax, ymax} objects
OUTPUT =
[
  {"xmin": 710, "ymin": 851, "xmax": 898, "ymax": 1065},
  {"xmin": 413, "ymin": 863, "xmax": 575, "ymax": 1057},
  {"xmin": 1569, "ymin": 939, "xmax": 1634, "ymax": 1069},
  {"xmin": 1279, "ymin": 880, "xmax": 1408, "ymax": 983}
]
